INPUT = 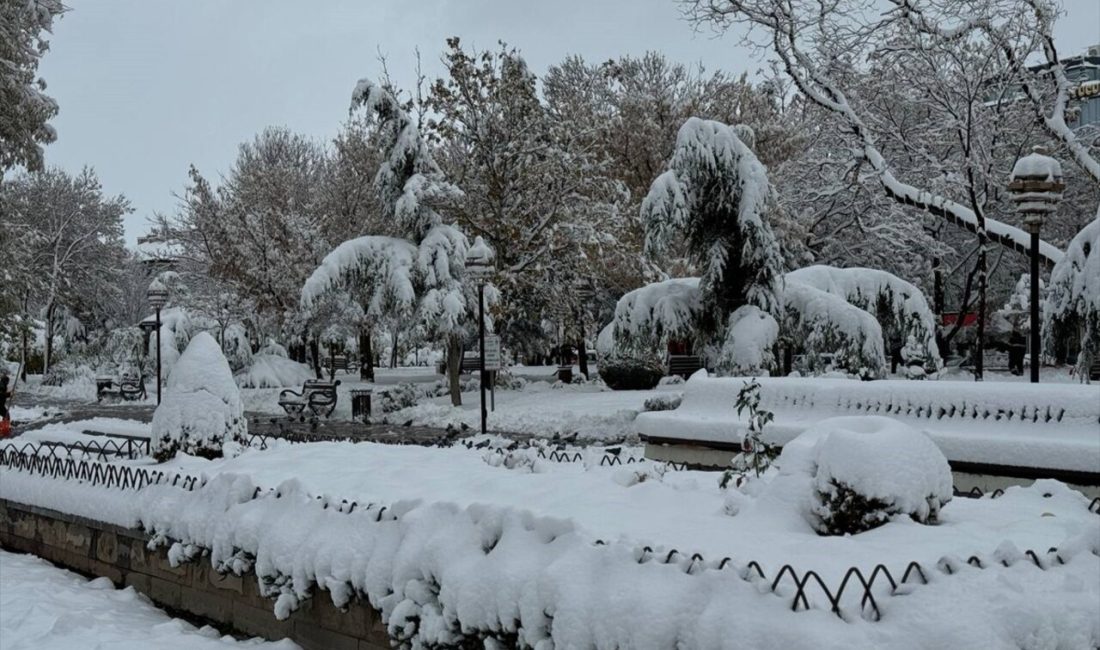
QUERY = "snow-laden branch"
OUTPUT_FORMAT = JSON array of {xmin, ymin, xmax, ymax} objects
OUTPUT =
[{"xmin": 686, "ymin": 0, "xmax": 1067, "ymax": 267}]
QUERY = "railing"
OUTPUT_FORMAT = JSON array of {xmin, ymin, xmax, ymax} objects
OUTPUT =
[
  {"xmin": 0, "ymin": 438, "xmax": 149, "ymax": 462},
  {"xmin": 1, "ymin": 444, "xmax": 1097, "ymax": 621}
]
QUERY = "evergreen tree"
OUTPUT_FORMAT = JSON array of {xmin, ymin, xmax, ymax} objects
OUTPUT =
[{"xmin": 641, "ymin": 118, "xmax": 785, "ymax": 340}]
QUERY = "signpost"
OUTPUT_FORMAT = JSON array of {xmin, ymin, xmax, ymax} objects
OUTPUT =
[
  {"xmin": 483, "ymin": 335, "xmax": 502, "ymax": 371},
  {"xmin": 483, "ymin": 334, "xmax": 501, "ymax": 411}
]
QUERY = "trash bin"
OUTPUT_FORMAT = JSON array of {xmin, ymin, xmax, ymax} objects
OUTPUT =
[
  {"xmin": 556, "ymin": 365, "xmax": 573, "ymax": 384},
  {"xmin": 350, "ymin": 389, "xmax": 372, "ymax": 421}
]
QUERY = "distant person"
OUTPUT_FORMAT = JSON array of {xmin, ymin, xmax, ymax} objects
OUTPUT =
[
  {"xmin": 1008, "ymin": 330, "xmax": 1026, "ymax": 376},
  {"xmin": 0, "ymin": 370, "xmax": 11, "ymax": 437}
]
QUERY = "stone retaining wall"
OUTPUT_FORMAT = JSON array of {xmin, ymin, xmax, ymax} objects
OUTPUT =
[{"xmin": 0, "ymin": 498, "xmax": 392, "ymax": 650}]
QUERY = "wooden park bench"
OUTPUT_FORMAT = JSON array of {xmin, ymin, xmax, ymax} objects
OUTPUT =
[
  {"xmin": 326, "ymin": 354, "xmax": 351, "ymax": 376},
  {"xmin": 460, "ymin": 356, "xmax": 481, "ymax": 374},
  {"xmin": 668, "ymin": 355, "xmax": 703, "ymax": 379},
  {"xmin": 96, "ymin": 375, "xmax": 147, "ymax": 402},
  {"xmin": 278, "ymin": 379, "xmax": 341, "ymax": 420}
]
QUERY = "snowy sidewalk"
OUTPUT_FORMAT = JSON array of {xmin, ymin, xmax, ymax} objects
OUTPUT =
[{"xmin": 0, "ymin": 550, "xmax": 297, "ymax": 650}]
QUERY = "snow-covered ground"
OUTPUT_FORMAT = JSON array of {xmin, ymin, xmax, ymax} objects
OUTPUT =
[
  {"xmin": 0, "ymin": 550, "xmax": 297, "ymax": 650},
  {"xmin": 6, "ymin": 434, "xmax": 1092, "ymax": 580},
  {"xmin": 13, "ymin": 417, "xmax": 150, "ymax": 445},
  {"xmin": 3, "ymin": 440, "xmax": 1097, "ymax": 649}
]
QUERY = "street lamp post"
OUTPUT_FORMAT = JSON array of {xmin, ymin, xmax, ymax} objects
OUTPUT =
[
  {"xmin": 147, "ymin": 279, "xmax": 170, "ymax": 404},
  {"xmin": 465, "ymin": 236, "xmax": 495, "ymax": 435},
  {"xmin": 1007, "ymin": 146, "xmax": 1065, "ymax": 384}
]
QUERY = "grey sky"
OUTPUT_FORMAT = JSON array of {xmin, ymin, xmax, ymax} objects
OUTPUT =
[{"xmin": 35, "ymin": 0, "xmax": 1100, "ymax": 245}]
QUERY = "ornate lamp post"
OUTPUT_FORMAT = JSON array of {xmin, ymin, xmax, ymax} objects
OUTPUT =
[
  {"xmin": 147, "ymin": 279, "xmax": 170, "ymax": 404},
  {"xmin": 1007, "ymin": 146, "xmax": 1064, "ymax": 384},
  {"xmin": 465, "ymin": 236, "xmax": 495, "ymax": 434}
]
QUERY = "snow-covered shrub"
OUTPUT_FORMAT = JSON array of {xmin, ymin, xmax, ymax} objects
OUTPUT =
[
  {"xmin": 482, "ymin": 448, "xmax": 543, "ymax": 473},
  {"xmin": 611, "ymin": 278, "xmax": 704, "ymax": 357},
  {"xmin": 256, "ymin": 339, "xmax": 288, "ymax": 357},
  {"xmin": 612, "ymin": 462, "xmax": 668, "ymax": 486},
  {"xmin": 1045, "ymin": 212, "xmax": 1099, "ymax": 380},
  {"xmin": 901, "ymin": 334, "xmax": 927, "ymax": 379},
  {"xmin": 598, "ymin": 355, "xmax": 664, "ymax": 390},
  {"xmin": 657, "ymin": 374, "xmax": 684, "ymax": 386},
  {"xmin": 235, "ymin": 354, "xmax": 312, "ymax": 389},
  {"xmin": 219, "ymin": 323, "xmax": 253, "ymax": 372},
  {"xmin": 40, "ymin": 360, "xmax": 95, "ymax": 387},
  {"xmin": 492, "ymin": 368, "xmax": 527, "ymax": 390},
  {"xmin": 643, "ymin": 393, "xmax": 682, "ymax": 412},
  {"xmin": 378, "ymin": 382, "xmax": 420, "ymax": 413},
  {"xmin": 787, "ymin": 265, "xmax": 941, "ymax": 372},
  {"xmin": 782, "ymin": 281, "xmax": 886, "ymax": 379},
  {"xmin": 716, "ymin": 305, "xmax": 779, "ymax": 375},
  {"xmin": 150, "ymin": 332, "xmax": 247, "ymax": 462},
  {"xmin": 778, "ymin": 416, "xmax": 952, "ymax": 535}
]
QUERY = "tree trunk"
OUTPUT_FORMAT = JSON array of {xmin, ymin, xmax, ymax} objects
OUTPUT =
[
  {"xmin": 446, "ymin": 334, "xmax": 463, "ymax": 407},
  {"xmin": 932, "ymin": 256, "xmax": 947, "ymax": 358},
  {"xmin": 20, "ymin": 327, "xmax": 29, "ymax": 381},
  {"xmin": 390, "ymin": 329, "xmax": 400, "ymax": 368},
  {"xmin": 359, "ymin": 329, "xmax": 375, "ymax": 381},
  {"xmin": 577, "ymin": 324, "xmax": 589, "ymax": 379},
  {"xmin": 975, "ymin": 241, "xmax": 987, "ymax": 382},
  {"xmin": 309, "ymin": 338, "xmax": 322, "ymax": 380},
  {"xmin": 361, "ymin": 330, "xmax": 375, "ymax": 381},
  {"xmin": 43, "ymin": 304, "xmax": 55, "ymax": 376}
]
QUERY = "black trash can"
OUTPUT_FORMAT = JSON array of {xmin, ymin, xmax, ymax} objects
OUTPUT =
[
  {"xmin": 350, "ymin": 389, "xmax": 372, "ymax": 421},
  {"xmin": 557, "ymin": 365, "xmax": 573, "ymax": 384}
]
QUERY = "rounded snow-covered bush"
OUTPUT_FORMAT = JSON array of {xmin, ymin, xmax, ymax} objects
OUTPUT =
[
  {"xmin": 778, "ymin": 416, "xmax": 952, "ymax": 535},
  {"xmin": 598, "ymin": 355, "xmax": 664, "ymax": 390},
  {"xmin": 151, "ymin": 332, "xmax": 246, "ymax": 462}
]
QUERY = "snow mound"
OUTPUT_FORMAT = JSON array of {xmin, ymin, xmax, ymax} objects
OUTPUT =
[
  {"xmin": 235, "ymin": 354, "xmax": 311, "ymax": 389},
  {"xmin": 779, "ymin": 416, "xmax": 952, "ymax": 534},
  {"xmin": 151, "ymin": 332, "xmax": 246, "ymax": 461}
]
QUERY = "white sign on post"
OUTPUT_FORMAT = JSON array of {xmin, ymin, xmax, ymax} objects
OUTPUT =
[{"xmin": 483, "ymin": 334, "xmax": 502, "ymax": 371}]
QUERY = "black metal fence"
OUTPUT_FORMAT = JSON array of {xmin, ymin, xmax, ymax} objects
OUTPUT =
[{"xmin": 1, "ymin": 443, "xmax": 1097, "ymax": 621}]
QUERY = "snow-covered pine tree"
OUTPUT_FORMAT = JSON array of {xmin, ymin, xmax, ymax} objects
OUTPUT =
[
  {"xmin": 642, "ymin": 119, "xmax": 784, "ymax": 373},
  {"xmin": 301, "ymin": 79, "xmax": 474, "ymax": 405}
]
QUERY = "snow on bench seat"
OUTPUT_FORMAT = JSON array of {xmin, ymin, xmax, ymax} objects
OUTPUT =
[{"xmin": 636, "ymin": 375, "xmax": 1100, "ymax": 475}]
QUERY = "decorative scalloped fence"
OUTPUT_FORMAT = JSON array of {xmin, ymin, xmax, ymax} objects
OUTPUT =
[{"xmin": 2, "ymin": 443, "xmax": 1097, "ymax": 625}]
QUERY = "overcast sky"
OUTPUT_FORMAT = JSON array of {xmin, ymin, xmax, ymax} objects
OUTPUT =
[{"xmin": 34, "ymin": 0, "xmax": 1100, "ymax": 245}]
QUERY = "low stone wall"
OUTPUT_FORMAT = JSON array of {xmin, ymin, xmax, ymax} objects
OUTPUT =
[{"xmin": 0, "ymin": 498, "xmax": 392, "ymax": 650}]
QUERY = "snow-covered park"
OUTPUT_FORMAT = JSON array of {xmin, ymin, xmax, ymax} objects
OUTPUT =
[{"xmin": 3, "ymin": 0, "xmax": 1100, "ymax": 648}]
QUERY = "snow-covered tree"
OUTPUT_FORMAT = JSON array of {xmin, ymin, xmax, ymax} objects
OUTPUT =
[
  {"xmin": 428, "ymin": 40, "xmax": 623, "ymax": 356},
  {"xmin": 0, "ymin": 168, "xmax": 128, "ymax": 374},
  {"xmin": 1045, "ymin": 213, "xmax": 1100, "ymax": 381},
  {"xmin": 610, "ymin": 278, "xmax": 703, "ymax": 357},
  {"xmin": 0, "ymin": 0, "xmax": 64, "ymax": 172},
  {"xmin": 300, "ymin": 78, "xmax": 474, "ymax": 404},
  {"xmin": 682, "ymin": 0, "xmax": 1084, "ymax": 264},
  {"xmin": 642, "ymin": 118, "xmax": 785, "ymax": 339},
  {"xmin": 150, "ymin": 332, "xmax": 246, "ymax": 462},
  {"xmin": 609, "ymin": 272, "xmax": 888, "ymax": 378}
]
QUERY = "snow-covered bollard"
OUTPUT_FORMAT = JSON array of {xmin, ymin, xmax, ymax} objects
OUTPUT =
[
  {"xmin": 150, "ymin": 332, "xmax": 247, "ymax": 462},
  {"xmin": 778, "ymin": 416, "xmax": 952, "ymax": 535}
]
